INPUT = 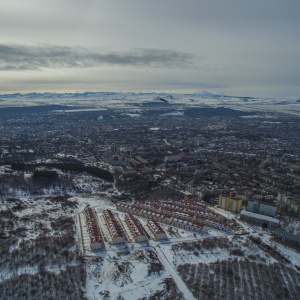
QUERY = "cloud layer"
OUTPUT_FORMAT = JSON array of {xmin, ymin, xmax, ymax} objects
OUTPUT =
[
  {"xmin": 1, "ymin": 1, "xmax": 300, "ymax": 96},
  {"xmin": 0, "ymin": 44, "xmax": 194, "ymax": 71}
]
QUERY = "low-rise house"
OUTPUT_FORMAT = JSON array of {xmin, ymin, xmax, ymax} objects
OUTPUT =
[
  {"xmin": 84, "ymin": 207, "xmax": 104, "ymax": 250},
  {"xmin": 103, "ymin": 209, "xmax": 125, "ymax": 244},
  {"xmin": 125, "ymin": 214, "xmax": 147, "ymax": 242},
  {"xmin": 147, "ymin": 220, "xmax": 167, "ymax": 240}
]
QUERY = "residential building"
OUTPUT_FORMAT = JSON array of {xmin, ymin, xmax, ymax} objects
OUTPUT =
[
  {"xmin": 125, "ymin": 214, "xmax": 147, "ymax": 242},
  {"xmin": 247, "ymin": 200, "xmax": 276, "ymax": 217},
  {"xmin": 274, "ymin": 228, "xmax": 300, "ymax": 251},
  {"xmin": 218, "ymin": 195, "xmax": 243, "ymax": 213},
  {"xmin": 84, "ymin": 207, "xmax": 104, "ymax": 250},
  {"xmin": 147, "ymin": 220, "xmax": 167, "ymax": 240},
  {"xmin": 240, "ymin": 210, "xmax": 280, "ymax": 229},
  {"xmin": 103, "ymin": 209, "xmax": 125, "ymax": 244}
]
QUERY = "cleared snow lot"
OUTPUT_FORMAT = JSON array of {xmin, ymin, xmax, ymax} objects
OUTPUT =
[{"xmin": 85, "ymin": 251, "xmax": 183, "ymax": 300}]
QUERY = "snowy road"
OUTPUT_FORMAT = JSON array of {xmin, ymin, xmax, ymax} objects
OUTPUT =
[{"xmin": 151, "ymin": 242, "xmax": 196, "ymax": 300}]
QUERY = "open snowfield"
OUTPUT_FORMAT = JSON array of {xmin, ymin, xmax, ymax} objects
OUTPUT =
[{"xmin": 85, "ymin": 250, "xmax": 183, "ymax": 300}]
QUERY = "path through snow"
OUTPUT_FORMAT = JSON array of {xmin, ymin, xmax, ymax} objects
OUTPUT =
[{"xmin": 151, "ymin": 242, "xmax": 196, "ymax": 300}]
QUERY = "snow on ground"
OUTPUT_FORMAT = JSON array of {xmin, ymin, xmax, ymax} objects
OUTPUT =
[
  {"xmin": 73, "ymin": 197, "xmax": 300, "ymax": 299},
  {"xmin": 168, "ymin": 235, "xmax": 278, "ymax": 267},
  {"xmin": 162, "ymin": 111, "xmax": 184, "ymax": 116},
  {"xmin": 77, "ymin": 197, "xmax": 235, "ymax": 299},
  {"xmin": 0, "ymin": 196, "xmax": 81, "ymax": 286},
  {"xmin": 0, "ymin": 163, "xmax": 113, "ymax": 199},
  {"xmin": 72, "ymin": 176, "xmax": 111, "ymax": 195},
  {"xmin": 2, "ymin": 92, "xmax": 300, "ymax": 115},
  {"xmin": 282, "ymin": 219, "xmax": 300, "ymax": 236},
  {"xmin": 85, "ymin": 252, "xmax": 171, "ymax": 300},
  {"xmin": 121, "ymin": 113, "xmax": 141, "ymax": 118},
  {"xmin": 273, "ymin": 242, "xmax": 300, "ymax": 266},
  {"xmin": 72, "ymin": 195, "xmax": 114, "ymax": 213}
]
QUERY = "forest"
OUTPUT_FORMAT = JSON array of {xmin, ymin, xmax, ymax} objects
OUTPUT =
[{"xmin": 0, "ymin": 197, "xmax": 86, "ymax": 300}]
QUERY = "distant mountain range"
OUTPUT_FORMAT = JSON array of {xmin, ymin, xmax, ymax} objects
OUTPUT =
[
  {"xmin": 0, "ymin": 91, "xmax": 299, "ymax": 116},
  {"xmin": 0, "ymin": 91, "xmax": 119, "ymax": 99},
  {"xmin": 0, "ymin": 91, "xmax": 254, "ymax": 99}
]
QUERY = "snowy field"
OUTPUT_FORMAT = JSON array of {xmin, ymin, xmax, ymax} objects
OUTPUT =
[{"xmin": 85, "ymin": 250, "xmax": 183, "ymax": 300}]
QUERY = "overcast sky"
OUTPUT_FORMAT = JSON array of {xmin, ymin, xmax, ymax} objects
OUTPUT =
[{"xmin": 1, "ymin": 0, "xmax": 299, "ymax": 97}]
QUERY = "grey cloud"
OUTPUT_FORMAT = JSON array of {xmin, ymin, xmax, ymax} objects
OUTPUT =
[{"xmin": 0, "ymin": 44, "xmax": 195, "ymax": 71}]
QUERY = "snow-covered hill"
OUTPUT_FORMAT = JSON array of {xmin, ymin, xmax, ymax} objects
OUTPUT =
[{"xmin": 0, "ymin": 91, "xmax": 299, "ymax": 115}]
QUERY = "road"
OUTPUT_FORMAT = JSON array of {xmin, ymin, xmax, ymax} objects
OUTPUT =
[
  {"xmin": 150, "ymin": 241, "xmax": 196, "ymax": 300},
  {"xmin": 231, "ymin": 214, "xmax": 300, "ymax": 267}
]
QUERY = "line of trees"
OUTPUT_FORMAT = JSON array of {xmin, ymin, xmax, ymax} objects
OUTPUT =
[{"xmin": 10, "ymin": 162, "xmax": 114, "ymax": 182}]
